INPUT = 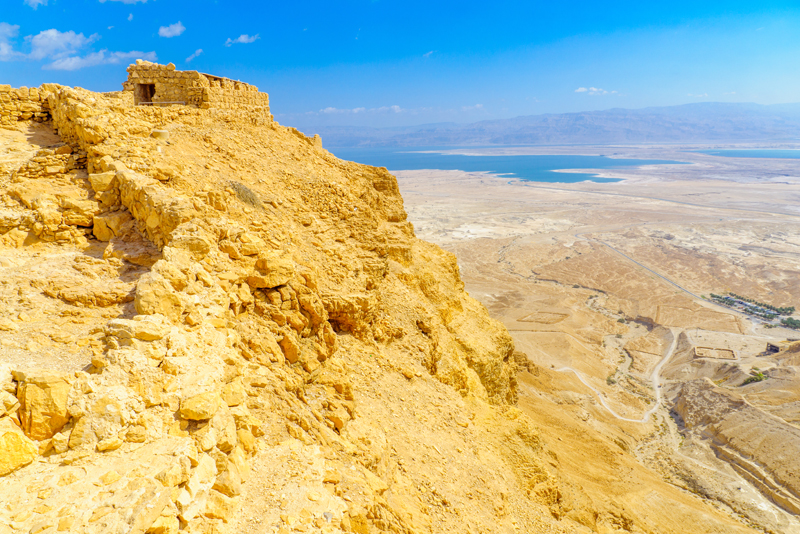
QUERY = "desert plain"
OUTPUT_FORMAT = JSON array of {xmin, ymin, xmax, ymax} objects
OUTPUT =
[{"xmin": 396, "ymin": 145, "xmax": 800, "ymax": 533}]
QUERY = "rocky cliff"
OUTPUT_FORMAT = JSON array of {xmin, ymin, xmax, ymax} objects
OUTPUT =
[{"xmin": 0, "ymin": 76, "xmax": 565, "ymax": 534}]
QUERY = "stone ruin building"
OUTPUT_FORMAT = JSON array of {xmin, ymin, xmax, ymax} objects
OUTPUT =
[
  {"xmin": 1, "ymin": 60, "xmax": 272, "ymax": 127},
  {"xmin": 122, "ymin": 60, "xmax": 271, "ymax": 113}
]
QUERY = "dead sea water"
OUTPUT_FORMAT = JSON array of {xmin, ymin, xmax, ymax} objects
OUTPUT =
[{"xmin": 331, "ymin": 147, "xmax": 683, "ymax": 183}]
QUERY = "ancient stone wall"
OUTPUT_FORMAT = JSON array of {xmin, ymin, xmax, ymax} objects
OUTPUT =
[
  {"xmin": 123, "ymin": 61, "xmax": 271, "ymax": 115},
  {"xmin": 0, "ymin": 84, "xmax": 58, "ymax": 125}
]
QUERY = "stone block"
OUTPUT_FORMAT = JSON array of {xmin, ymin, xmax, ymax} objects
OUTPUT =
[
  {"xmin": 180, "ymin": 392, "xmax": 223, "ymax": 421},
  {"xmin": 13, "ymin": 370, "xmax": 71, "ymax": 440},
  {"xmin": 88, "ymin": 171, "xmax": 117, "ymax": 192}
]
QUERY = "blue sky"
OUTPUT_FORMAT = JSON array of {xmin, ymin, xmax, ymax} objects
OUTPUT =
[{"xmin": 2, "ymin": 1, "xmax": 799, "ymax": 128}]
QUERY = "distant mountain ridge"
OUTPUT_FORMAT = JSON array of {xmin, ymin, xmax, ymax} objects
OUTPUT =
[{"xmin": 302, "ymin": 102, "xmax": 800, "ymax": 147}]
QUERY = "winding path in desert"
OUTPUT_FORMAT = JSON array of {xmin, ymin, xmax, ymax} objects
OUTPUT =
[{"xmin": 556, "ymin": 328, "xmax": 678, "ymax": 424}]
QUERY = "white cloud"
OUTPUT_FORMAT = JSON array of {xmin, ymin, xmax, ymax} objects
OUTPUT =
[
  {"xmin": 724, "ymin": 91, "xmax": 736, "ymax": 95},
  {"xmin": 225, "ymin": 34, "xmax": 259, "ymax": 47},
  {"xmin": 461, "ymin": 104, "xmax": 484, "ymax": 111},
  {"xmin": 24, "ymin": 0, "xmax": 48, "ymax": 8},
  {"xmin": 0, "ymin": 23, "xmax": 22, "ymax": 61},
  {"xmin": 186, "ymin": 48, "xmax": 202, "ymax": 62},
  {"xmin": 688, "ymin": 93, "xmax": 708, "ymax": 98},
  {"xmin": 423, "ymin": 50, "xmax": 433, "ymax": 58},
  {"xmin": 128, "ymin": 14, "xmax": 134, "ymax": 21},
  {"xmin": 158, "ymin": 21, "xmax": 185, "ymax": 38},
  {"xmin": 45, "ymin": 50, "xmax": 156, "ymax": 70},
  {"xmin": 99, "ymin": 0, "xmax": 147, "ymax": 3},
  {"xmin": 0, "ymin": 24, "xmax": 153, "ymax": 70},
  {"xmin": 576, "ymin": 86, "xmax": 616, "ymax": 95},
  {"xmin": 27, "ymin": 29, "xmax": 98, "ymax": 60},
  {"xmin": 319, "ymin": 105, "xmax": 404, "ymax": 115}
]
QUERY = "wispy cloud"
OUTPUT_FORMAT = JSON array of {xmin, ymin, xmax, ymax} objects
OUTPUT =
[
  {"xmin": 186, "ymin": 48, "xmax": 202, "ymax": 62},
  {"xmin": 319, "ymin": 105, "xmax": 404, "ymax": 115},
  {"xmin": 128, "ymin": 14, "xmax": 134, "ymax": 21},
  {"xmin": 27, "ymin": 29, "xmax": 99, "ymax": 60},
  {"xmin": 688, "ymin": 93, "xmax": 708, "ymax": 98},
  {"xmin": 225, "ymin": 34, "xmax": 259, "ymax": 46},
  {"xmin": 575, "ymin": 86, "xmax": 616, "ymax": 95},
  {"xmin": 461, "ymin": 103, "xmax": 484, "ymax": 111},
  {"xmin": 723, "ymin": 91, "xmax": 736, "ymax": 95},
  {"xmin": 45, "ymin": 50, "xmax": 156, "ymax": 70},
  {"xmin": 0, "ymin": 23, "xmax": 23, "ymax": 61},
  {"xmin": 158, "ymin": 22, "xmax": 185, "ymax": 38},
  {"xmin": 423, "ymin": 50, "xmax": 433, "ymax": 58},
  {"xmin": 99, "ymin": 0, "xmax": 147, "ymax": 3},
  {"xmin": 24, "ymin": 0, "xmax": 48, "ymax": 9},
  {"xmin": 0, "ymin": 25, "xmax": 154, "ymax": 70}
]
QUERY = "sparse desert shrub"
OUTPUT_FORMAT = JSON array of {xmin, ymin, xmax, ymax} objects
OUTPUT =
[
  {"xmin": 606, "ymin": 375, "xmax": 617, "ymax": 385},
  {"xmin": 742, "ymin": 372, "xmax": 767, "ymax": 386},
  {"xmin": 229, "ymin": 180, "xmax": 263, "ymax": 209},
  {"xmin": 617, "ymin": 318, "xmax": 626, "ymax": 324}
]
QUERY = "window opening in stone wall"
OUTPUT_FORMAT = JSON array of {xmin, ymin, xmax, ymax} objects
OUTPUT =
[{"xmin": 135, "ymin": 84, "xmax": 155, "ymax": 104}]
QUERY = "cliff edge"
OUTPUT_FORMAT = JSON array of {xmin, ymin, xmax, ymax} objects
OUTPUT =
[{"xmin": 0, "ymin": 68, "xmax": 559, "ymax": 534}]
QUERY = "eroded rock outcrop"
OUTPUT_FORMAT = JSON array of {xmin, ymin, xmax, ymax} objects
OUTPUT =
[
  {"xmin": 0, "ymin": 69, "xmax": 563, "ymax": 534},
  {"xmin": 675, "ymin": 378, "xmax": 800, "ymax": 515}
]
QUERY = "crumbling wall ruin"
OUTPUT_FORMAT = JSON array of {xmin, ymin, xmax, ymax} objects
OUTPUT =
[
  {"xmin": 0, "ymin": 84, "xmax": 58, "ymax": 126},
  {"xmin": 123, "ymin": 60, "xmax": 271, "ymax": 115}
]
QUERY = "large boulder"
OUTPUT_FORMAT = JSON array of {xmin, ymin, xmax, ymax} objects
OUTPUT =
[
  {"xmin": 13, "ymin": 370, "xmax": 71, "ymax": 440},
  {"xmin": 180, "ymin": 392, "xmax": 223, "ymax": 421}
]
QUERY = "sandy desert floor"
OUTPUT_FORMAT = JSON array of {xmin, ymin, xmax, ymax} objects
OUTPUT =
[{"xmin": 396, "ymin": 144, "xmax": 800, "ymax": 533}]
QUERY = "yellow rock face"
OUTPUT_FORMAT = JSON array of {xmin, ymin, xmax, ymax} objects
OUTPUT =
[
  {"xmin": 134, "ymin": 273, "xmax": 184, "ymax": 321},
  {"xmin": 180, "ymin": 392, "xmax": 223, "ymax": 420},
  {"xmin": 0, "ymin": 417, "xmax": 37, "ymax": 476},
  {"xmin": 248, "ymin": 250, "xmax": 295, "ymax": 289},
  {"xmin": 13, "ymin": 370, "xmax": 71, "ymax": 441}
]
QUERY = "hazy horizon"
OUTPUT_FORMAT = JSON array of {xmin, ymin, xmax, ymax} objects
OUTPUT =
[{"xmin": 288, "ymin": 101, "xmax": 800, "ymax": 131}]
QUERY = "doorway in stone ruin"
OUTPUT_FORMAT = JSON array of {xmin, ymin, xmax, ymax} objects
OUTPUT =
[{"xmin": 135, "ymin": 84, "xmax": 155, "ymax": 104}]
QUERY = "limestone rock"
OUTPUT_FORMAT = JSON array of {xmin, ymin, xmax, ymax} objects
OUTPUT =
[
  {"xmin": 203, "ymin": 490, "xmax": 239, "ymax": 521},
  {"xmin": 57, "ymin": 282, "xmax": 135, "ymax": 307},
  {"xmin": 88, "ymin": 171, "xmax": 117, "ymax": 192},
  {"xmin": 13, "ymin": 370, "xmax": 71, "ymax": 440},
  {"xmin": 169, "ymin": 233, "xmax": 211, "ymax": 260},
  {"xmin": 93, "ymin": 210, "xmax": 132, "ymax": 241},
  {"xmin": 106, "ymin": 316, "xmax": 168, "ymax": 341},
  {"xmin": 180, "ymin": 392, "xmax": 223, "ymax": 421},
  {"xmin": 220, "ymin": 382, "xmax": 246, "ymax": 407},
  {"xmin": 247, "ymin": 251, "xmax": 294, "ymax": 288},
  {"xmin": 0, "ymin": 417, "xmax": 37, "ymax": 476},
  {"xmin": 135, "ymin": 273, "xmax": 184, "ymax": 321},
  {"xmin": 0, "ymin": 391, "xmax": 20, "ymax": 418}
]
